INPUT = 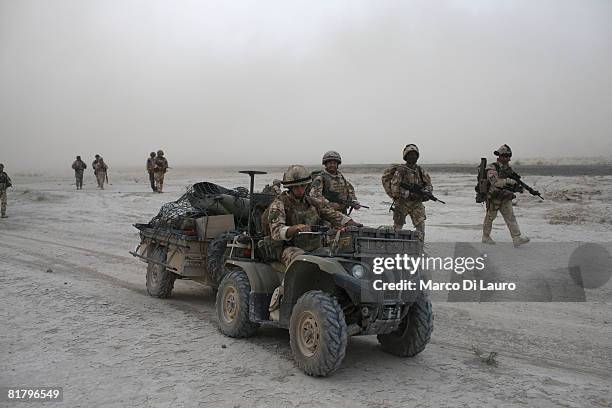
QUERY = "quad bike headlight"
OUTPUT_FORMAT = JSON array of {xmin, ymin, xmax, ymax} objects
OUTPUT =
[{"xmin": 351, "ymin": 264, "xmax": 367, "ymax": 279}]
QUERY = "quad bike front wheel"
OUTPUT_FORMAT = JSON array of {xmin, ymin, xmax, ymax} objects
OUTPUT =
[
  {"xmin": 377, "ymin": 292, "xmax": 433, "ymax": 357},
  {"xmin": 289, "ymin": 290, "xmax": 348, "ymax": 377}
]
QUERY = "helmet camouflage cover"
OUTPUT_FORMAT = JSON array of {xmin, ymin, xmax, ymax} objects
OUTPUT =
[
  {"xmin": 494, "ymin": 144, "xmax": 512, "ymax": 156},
  {"xmin": 282, "ymin": 165, "xmax": 312, "ymax": 187},
  {"xmin": 157, "ymin": 150, "xmax": 164, "ymax": 156},
  {"xmin": 322, "ymin": 150, "xmax": 342, "ymax": 165},
  {"xmin": 402, "ymin": 144, "xmax": 420, "ymax": 160}
]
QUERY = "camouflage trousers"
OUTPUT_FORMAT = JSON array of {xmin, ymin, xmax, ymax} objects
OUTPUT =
[
  {"xmin": 154, "ymin": 172, "xmax": 165, "ymax": 193},
  {"xmin": 75, "ymin": 170, "xmax": 84, "ymax": 189},
  {"xmin": 96, "ymin": 172, "xmax": 106, "ymax": 189},
  {"xmin": 1, "ymin": 189, "xmax": 6, "ymax": 216},
  {"xmin": 281, "ymin": 246, "xmax": 305, "ymax": 268},
  {"xmin": 483, "ymin": 199, "xmax": 521, "ymax": 238},
  {"xmin": 393, "ymin": 201, "xmax": 426, "ymax": 241},
  {"xmin": 148, "ymin": 171, "xmax": 156, "ymax": 192}
]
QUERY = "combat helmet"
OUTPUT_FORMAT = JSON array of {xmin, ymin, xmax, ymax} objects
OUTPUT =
[
  {"xmin": 403, "ymin": 144, "xmax": 420, "ymax": 160},
  {"xmin": 0, "ymin": 163, "xmax": 3, "ymax": 171},
  {"xmin": 282, "ymin": 165, "xmax": 312, "ymax": 187},
  {"xmin": 494, "ymin": 144, "xmax": 512, "ymax": 157},
  {"xmin": 322, "ymin": 150, "xmax": 342, "ymax": 165},
  {"xmin": 272, "ymin": 179, "xmax": 282, "ymax": 186},
  {"xmin": 157, "ymin": 150, "xmax": 164, "ymax": 156}
]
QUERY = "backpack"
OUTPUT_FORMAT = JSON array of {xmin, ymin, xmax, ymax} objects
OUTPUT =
[
  {"xmin": 381, "ymin": 164, "xmax": 401, "ymax": 198},
  {"xmin": 382, "ymin": 164, "xmax": 424, "ymax": 199},
  {"xmin": 475, "ymin": 158, "xmax": 490, "ymax": 203}
]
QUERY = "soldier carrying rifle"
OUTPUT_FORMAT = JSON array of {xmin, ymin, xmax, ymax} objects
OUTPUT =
[
  {"xmin": 382, "ymin": 144, "xmax": 439, "ymax": 241},
  {"xmin": 480, "ymin": 144, "xmax": 540, "ymax": 246}
]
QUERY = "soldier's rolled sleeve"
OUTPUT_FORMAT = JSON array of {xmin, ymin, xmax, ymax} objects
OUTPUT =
[{"xmin": 268, "ymin": 199, "xmax": 291, "ymax": 241}]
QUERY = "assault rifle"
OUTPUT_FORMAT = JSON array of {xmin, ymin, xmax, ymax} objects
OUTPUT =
[
  {"xmin": 506, "ymin": 172, "xmax": 544, "ymax": 200},
  {"xmin": 399, "ymin": 182, "xmax": 446, "ymax": 204},
  {"xmin": 324, "ymin": 190, "xmax": 369, "ymax": 215}
]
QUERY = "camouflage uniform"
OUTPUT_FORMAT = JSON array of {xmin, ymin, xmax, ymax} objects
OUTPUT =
[
  {"xmin": 94, "ymin": 159, "xmax": 108, "ymax": 189},
  {"xmin": 146, "ymin": 153, "xmax": 156, "ymax": 192},
  {"xmin": 0, "ymin": 164, "xmax": 12, "ymax": 218},
  {"xmin": 71, "ymin": 158, "xmax": 87, "ymax": 189},
  {"xmin": 153, "ymin": 150, "xmax": 168, "ymax": 193},
  {"xmin": 481, "ymin": 144, "xmax": 529, "ymax": 246},
  {"xmin": 309, "ymin": 170, "xmax": 358, "ymax": 214},
  {"xmin": 388, "ymin": 164, "xmax": 432, "ymax": 240},
  {"xmin": 268, "ymin": 191, "xmax": 350, "ymax": 266},
  {"xmin": 482, "ymin": 162, "xmax": 520, "ymax": 233},
  {"xmin": 92, "ymin": 155, "xmax": 100, "ymax": 175}
]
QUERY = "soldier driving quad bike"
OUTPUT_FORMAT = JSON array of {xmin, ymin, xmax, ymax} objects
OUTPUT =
[{"xmin": 215, "ymin": 166, "xmax": 433, "ymax": 377}]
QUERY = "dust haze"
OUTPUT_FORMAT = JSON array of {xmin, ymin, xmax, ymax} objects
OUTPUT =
[{"xmin": 1, "ymin": 0, "xmax": 611, "ymax": 172}]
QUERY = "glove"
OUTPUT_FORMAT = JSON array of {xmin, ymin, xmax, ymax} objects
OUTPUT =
[{"xmin": 506, "ymin": 179, "xmax": 517, "ymax": 187}]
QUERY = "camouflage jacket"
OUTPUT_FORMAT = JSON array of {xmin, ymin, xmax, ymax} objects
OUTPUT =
[
  {"xmin": 389, "ymin": 164, "xmax": 432, "ymax": 204},
  {"xmin": 0, "ymin": 171, "xmax": 12, "ymax": 190},
  {"xmin": 92, "ymin": 159, "xmax": 99, "ymax": 174},
  {"xmin": 268, "ymin": 191, "xmax": 350, "ymax": 251},
  {"xmin": 154, "ymin": 157, "xmax": 168, "ymax": 173},
  {"xmin": 309, "ymin": 170, "xmax": 357, "ymax": 212},
  {"xmin": 72, "ymin": 160, "xmax": 87, "ymax": 172},
  {"xmin": 146, "ymin": 157, "xmax": 155, "ymax": 173},
  {"xmin": 95, "ymin": 161, "xmax": 108, "ymax": 173},
  {"xmin": 486, "ymin": 162, "xmax": 516, "ymax": 202}
]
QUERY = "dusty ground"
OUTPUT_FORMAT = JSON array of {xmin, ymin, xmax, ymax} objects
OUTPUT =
[{"xmin": 1, "ymin": 168, "xmax": 611, "ymax": 407}]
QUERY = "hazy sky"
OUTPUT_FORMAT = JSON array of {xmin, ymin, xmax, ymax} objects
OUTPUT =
[{"xmin": 1, "ymin": 0, "xmax": 611, "ymax": 171}]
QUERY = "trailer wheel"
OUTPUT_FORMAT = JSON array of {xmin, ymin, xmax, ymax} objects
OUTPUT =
[
  {"xmin": 377, "ymin": 293, "xmax": 433, "ymax": 357},
  {"xmin": 146, "ymin": 245, "xmax": 176, "ymax": 298}
]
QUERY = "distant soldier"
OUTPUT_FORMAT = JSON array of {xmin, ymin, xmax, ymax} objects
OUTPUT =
[
  {"xmin": 482, "ymin": 144, "xmax": 530, "ymax": 246},
  {"xmin": 71, "ymin": 155, "xmax": 87, "ymax": 190},
  {"xmin": 262, "ymin": 179, "xmax": 282, "ymax": 195},
  {"xmin": 382, "ymin": 144, "xmax": 433, "ymax": 240},
  {"xmin": 146, "ymin": 152, "xmax": 157, "ymax": 192},
  {"xmin": 94, "ymin": 157, "xmax": 108, "ymax": 189},
  {"xmin": 92, "ymin": 154, "xmax": 100, "ymax": 176},
  {"xmin": 0, "ymin": 163, "xmax": 12, "ymax": 218},
  {"xmin": 153, "ymin": 150, "xmax": 169, "ymax": 193},
  {"xmin": 309, "ymin": 150, "xmax": 361, "ymax": 214}
]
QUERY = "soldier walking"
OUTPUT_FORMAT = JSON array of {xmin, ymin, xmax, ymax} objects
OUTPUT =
[
  {"xmin": 146, "ymin": 152, "xmax": 157, "ymax": 192},
  {"xmin": 153, "ymin": 150, "xmax": 168, "ymax": 193},
  {"xmin": 482, "ymin": 144, "xmax": 530, "ymax": 246},
  {"xmin": 71, "ymin": 155, "xmax": 87, "ymax": 190},
  {"xmin": 92, "ymin": 154, "xmax": 100, "ymax": 175},
  {"xmin": 94, "ymin": 157, "xmax": 108, "ymax": 189},
  {"xmin": 382, "ymin": 144, "xmax": 433, "ymax": 241},
  {"xmin": 309, "ymin": 151, "xmax": 361, "ymax": 214},
  {"xmin": 0, "ymin": 163, "xmax": 12, "ymax": 218}
]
